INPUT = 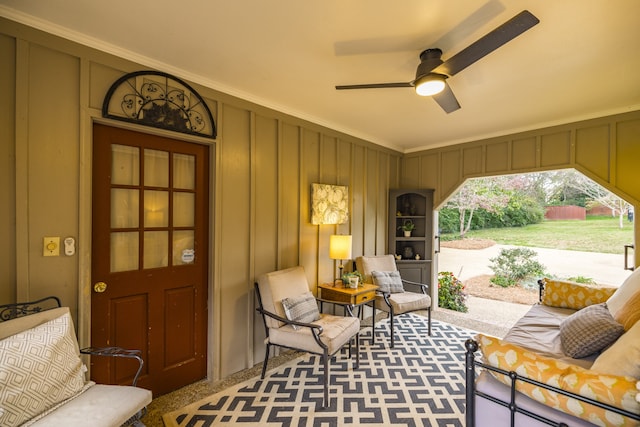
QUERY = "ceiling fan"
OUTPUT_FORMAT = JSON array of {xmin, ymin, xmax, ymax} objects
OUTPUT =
[{"xmin": 335, "ymin": 10, "xmax": 539, "ymax": 113}]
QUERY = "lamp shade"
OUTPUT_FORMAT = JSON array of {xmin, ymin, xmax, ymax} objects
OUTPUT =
[
  {"xmin": 329, "ymin": 235, "xmax": 352, "ymax": 260},
  {"xmin": 415, "ymin": 73, "xmax": 446, "ymax": 96}
]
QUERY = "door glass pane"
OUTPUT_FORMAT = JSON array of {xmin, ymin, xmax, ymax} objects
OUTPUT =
[
  {"xmin": 174, "ymin": 153, "xmax": 195, "ymax": 190},
  {"xmin": 173, "ymin": 230, "xmax": 195, "ymax": 265},
  {"xmin": 173, "ymin": 192, "xmax": 195, "ymax": 227},
  {"xmin": 144, "ymin": 231, "xmax": 168, "ymax": 269},
  {"xmin": 144, "ymin": 149, "xmax": 169, "ymax": 188},
  {"xmin": 111, "ymin": 144, "xmax": 139, "ymax": 185},
  {"xmin": 144, "ymin": 190, "xmax": 169, "ymax": 227},
  {"xmin": 111, "ymin": 189, "xmax": 139, "ymax": 228},
  {"xmin": 111, "ymin": 232, "xmax": 139, "ymax": 272}
]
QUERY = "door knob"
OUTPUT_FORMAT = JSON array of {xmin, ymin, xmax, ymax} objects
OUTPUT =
[{"xmin": 94, "ymin": 281, "xmax": 108, "ymax": 293}]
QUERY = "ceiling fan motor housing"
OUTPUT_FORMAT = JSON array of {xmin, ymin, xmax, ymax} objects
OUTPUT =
[{"xmin": 415, "ymin": 48, "xmax": 445, "ymax": 80}]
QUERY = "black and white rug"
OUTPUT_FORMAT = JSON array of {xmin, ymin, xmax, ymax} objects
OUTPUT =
[{"xmin": 163, "ymin": 314, "xmax": 476, "ymax": 427}]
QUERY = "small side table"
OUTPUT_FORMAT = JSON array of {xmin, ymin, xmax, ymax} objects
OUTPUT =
[{"xmin": 318, "ymin": 282, "xmax": 378, "ymax": 343}]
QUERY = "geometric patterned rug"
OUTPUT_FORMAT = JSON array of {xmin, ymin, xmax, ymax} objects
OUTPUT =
[{"xmin": 163, "ymin": 314, "xmax": 477, "ymax": 427}]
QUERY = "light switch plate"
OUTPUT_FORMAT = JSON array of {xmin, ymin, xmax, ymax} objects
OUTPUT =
[{"xmin": 43, "ymin": 236, "xmax": 60, "ymax": 256}]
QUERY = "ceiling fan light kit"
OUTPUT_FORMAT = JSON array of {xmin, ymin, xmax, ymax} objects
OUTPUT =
[
  {"xmin": 414, "ymin": 74, "xmax": 446, "ymax": 96},
  {"xmin": 335, "ymin": 10, "xmax": 539, "ymax": 113}
]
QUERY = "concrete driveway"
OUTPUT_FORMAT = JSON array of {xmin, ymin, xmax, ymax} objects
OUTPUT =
[
  {"xmin": 434, "ymin": 245, "xmax": 632, "ymax": 337},
  {"xmin": 438, "ymin": 244, "xmax": 632, "ymax": 287}
]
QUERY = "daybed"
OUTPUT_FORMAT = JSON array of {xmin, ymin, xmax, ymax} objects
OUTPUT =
[
  {"xmin": 0, "ymin": 297, "xmax": 152, "ymax": 427},
  {"xmin": 466, "ymin": 270, "xmax": 640, "ymax": 427}
]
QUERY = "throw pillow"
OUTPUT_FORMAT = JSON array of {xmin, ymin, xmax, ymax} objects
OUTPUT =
[
  {"xmin": 0, "ymin": 312, "xmax": 87, "ymax": 427},
  {"xmin": 592, "ymin": 320, "xmax": 640, "ymax": 378},
  {"xmin": 371, "ymin": 270, "xmax": 405, "ymax": 294},
  {"xmin": 613, "ymin": 290, "xmax": 640, "ymax": 331},
  {"xmin": 281, "ymin": 292, "xmax": 320, "ymax": 330},
  {"xmin": 478, "ymin": 333, "xmax": 640, "ymax": 427},
  {"xmin": 559, "ymin": 303, "xmax": 624, "ymax": 358},
  {"xmin": 607, "ymin": 267, "xmax": 640, "ymax": 317},
  {"xmin": 540, "ymin": 278, "xmax": 616, "ymax": 310}
]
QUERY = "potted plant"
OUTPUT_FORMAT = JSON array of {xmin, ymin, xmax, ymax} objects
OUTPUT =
[
  {"xmin": 341, "ymin": 271, "xmax": 364, "ymax": 288},
  {"xmin": 398, "ymin": 219, "xmax": 415, "ymax": 237}
]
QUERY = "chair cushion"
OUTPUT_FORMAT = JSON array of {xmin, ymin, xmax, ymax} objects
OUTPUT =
[
  {"xmin": 281, "ymin": 292, "xmax": 320, "ymax": 329},
  {"xmin": 376, "ymin": 292, "xmax": 430, "ymax": 314},
  {"xmin": 559, "ymin": 303, "xmax": 624, "ymax": 358},
  {"xmin": 356, "ymin": 255, "xmax": 397, "ymax": 284},
  {"xmin": 0, "ymin": 309, "xmax": 87, "ymax": 427},
  {"xmin": 28, "ymin": 384, "xmax": 152, "ymax": 427},
  {"xmin": 371, "ymin": 270, "xmax": 404, "ymax": 293},
  {"xmin": 269, "ymin": 314, "xmax": 359, "ymax": 355},
  {"xmin": 257, "ymin": 266, "xmax": 313, "ymax": 329}
]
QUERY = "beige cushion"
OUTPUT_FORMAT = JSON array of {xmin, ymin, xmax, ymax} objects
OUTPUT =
[
  {"xmin": 592, "ymin": 320, "xmax": 640, "ymax": 378},
  {"xmin": 0, "ymin": 309, "xmax": 87, "ymax": 427},
  {"xmin": 614, "ymin": 290, "xmax": 640, "ymax": 331},
  {"xmin": 559, "ymin": 303, "xmax": 624, "ymax": 358},
  {"xmin": 257, "ymin": 266, "xmax": 312, "ymax": 329},
  {"xmin": 607, "ymin": 268, "xmax": 640, "ymax": 317},
  {"xmin": 376, "ymin": 292, "xmax": 431, "ymax": 314},
  {"xmin": 356, "ymin": 255, "xmax": 397, "ymax": 284},
  {"xmin": 269, "ymin": 314, "xmax": 359, "ymax": 355},
  {"xmin": 28, "ymin": 384, "xmax": 152, "ymax": 427}
]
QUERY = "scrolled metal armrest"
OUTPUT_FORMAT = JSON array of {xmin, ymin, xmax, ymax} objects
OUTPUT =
[{"xmin": 80, "ymin": 346, "xmax": 144, "ymax": 386}]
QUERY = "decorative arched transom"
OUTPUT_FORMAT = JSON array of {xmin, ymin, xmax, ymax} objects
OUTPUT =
[{"xmin": 102, "ymin": 71, "xmax": 216, "ymax": 139}]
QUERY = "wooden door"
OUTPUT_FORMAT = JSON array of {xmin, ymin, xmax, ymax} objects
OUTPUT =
[{"xmin": 91, "ymin": 124, "xmax": 209, "ymax": 396}]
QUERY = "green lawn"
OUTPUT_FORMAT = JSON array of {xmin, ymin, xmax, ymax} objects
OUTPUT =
[{"xmin": 442, "ymin": 216, "xmax": 634, "ymax": 254}]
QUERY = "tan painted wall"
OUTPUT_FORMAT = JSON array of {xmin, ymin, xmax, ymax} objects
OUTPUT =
[
  {"xmin": 2, "ymin": 16, "xmax": 639, "ymax": 382},
  {"xmin": 0, "ymin": 18, "xmax": 401, "ymax": 379},
  {"xmin": 402, "ymin": 111, "xmax": 640, "ymax": 266}
]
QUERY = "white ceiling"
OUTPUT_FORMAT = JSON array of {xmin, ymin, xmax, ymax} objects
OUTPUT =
[{"xmin": 1, "ymin": 0, "xmax": 639, "ymax": 152}]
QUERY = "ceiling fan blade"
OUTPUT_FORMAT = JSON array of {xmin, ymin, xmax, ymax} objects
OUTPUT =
[
  {"xmin": 336, "ymin": 82, "xmax": 413, "ymax": 90},
  {"xmin": 432, "ymin": 83, "xmax": 461, "ymax": 113},
  {"xmin": 433, "ymin": 10, "xmax": 539, "ymax": 77}
]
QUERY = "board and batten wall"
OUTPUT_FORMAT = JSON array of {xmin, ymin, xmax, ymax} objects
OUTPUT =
[
  {"xmin": 402, "ymin": 110, "xmax": 640, "ymax": 267},
  {"xmin": 0, "ymin": 17, "xmax": 401, "ymax": 379},
  {"xmin": 2, "ymin": 16, "xmax": 639, "ymax": 382}
]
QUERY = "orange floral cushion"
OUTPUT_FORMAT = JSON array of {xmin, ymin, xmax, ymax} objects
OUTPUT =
[
  {"xmin": 478, "ymin": 333, "xmax": 640, "ymax": 427},
  {"xmin": 540, "ymin": 278, "xmax": 616, "ymax": 310}
]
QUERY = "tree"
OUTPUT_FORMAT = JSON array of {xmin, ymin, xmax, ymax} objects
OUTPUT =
[
  {"xmin": 445, "ymin": 177, "xmax": 510, "ymax": 238},
  {"xmin": 550, "ymin": 170, "xmax": 630, "ymax": 228}
]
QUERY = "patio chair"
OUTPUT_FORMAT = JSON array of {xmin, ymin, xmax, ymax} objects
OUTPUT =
[
  {"xmin": 356, "ymin": 255, "xmax": 432, "ymax": 347},
  {"xmin": 255, "ymin": 266, "xmax": 360, "ymax": 407}
]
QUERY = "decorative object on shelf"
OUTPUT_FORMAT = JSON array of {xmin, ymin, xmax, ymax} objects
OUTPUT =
[
  {"xmin": 102, "ymin": 70, "xmax": 216, "ymax": 139},
  {"xmin": 398, "ymin": 219, "xmax": 416, "ymax": 237},
  {"xmin": 395, "ymin": 254, "xmax": 402, "ymax": 261},
  {"xmin": 311, "ymin": 183, "xmax": 349, "ymax": 225},
  {"xmin": 341, "ymin": 271, "xmax": 364, "ymax": 288},
  {"xmin": 402, "ymin": 246, "xmax": 414, "ymax": 260},
  {"xmin": 415, "ymin": 254, "xmax": 421, "ymax": 260},
  {"xmin": 329, "ymin": 235, "xmax": 352, "ymax": 284}
]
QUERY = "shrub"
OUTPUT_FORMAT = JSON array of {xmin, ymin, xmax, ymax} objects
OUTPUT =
[
  {"xmin": 438, "ymin": 271, "xmax": 468, "ymax": 312},
  {"xmin": 489, "ymin": 247, "xmax": 545, "ymax": 287}
]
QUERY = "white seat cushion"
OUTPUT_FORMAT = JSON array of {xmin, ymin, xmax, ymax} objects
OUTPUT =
[
  {"xmin": 269, "ymin": 314, "xmax": 359, "ymax": 355},
  {"xmin": 29, "ymin": 384, "xmax": 152, "ymax": 427},
  {"xmin": 376, "ymin": 292, "xmax": 431, "ymax": 314}
]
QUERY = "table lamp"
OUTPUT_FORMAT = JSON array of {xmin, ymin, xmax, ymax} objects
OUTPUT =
[{"xmin": 329, "ymin": 234, "xmax": 352, "ymax": 285}]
